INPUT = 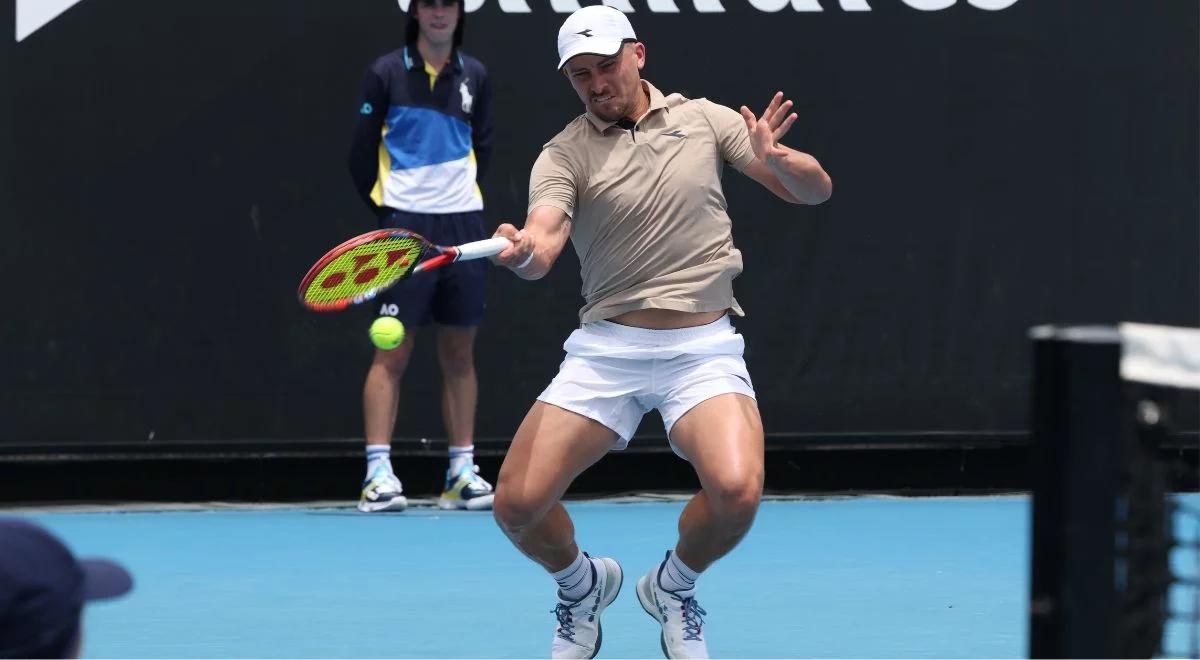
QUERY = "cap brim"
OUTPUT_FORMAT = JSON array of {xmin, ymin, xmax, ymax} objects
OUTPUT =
[
  {"xmin": 557, "ymin": 39, "xmax": 625, "ymax": 70},
  {"xmin": 79, "ymin": 558, "xmax": 133, "ymax": 601}
]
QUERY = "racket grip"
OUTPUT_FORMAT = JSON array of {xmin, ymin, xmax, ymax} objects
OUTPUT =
[{"xmin": 456, "ymin": 236, "xmax": 512, "ymax": 261}]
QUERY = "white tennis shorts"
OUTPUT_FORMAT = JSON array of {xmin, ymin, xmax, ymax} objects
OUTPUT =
[{"xmin": 537, "ymin": 315, "xmax": 756, "ymax": 458}]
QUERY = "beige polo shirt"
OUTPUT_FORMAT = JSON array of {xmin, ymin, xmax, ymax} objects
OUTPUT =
[{"xmin": 529, "ymin": 80, "xmax": 756, "ymax": 323}]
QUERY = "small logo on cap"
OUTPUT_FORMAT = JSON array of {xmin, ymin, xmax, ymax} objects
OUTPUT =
[{"xmin": 575, "ymin": 29, "xmax": 594, "ymax": 37}]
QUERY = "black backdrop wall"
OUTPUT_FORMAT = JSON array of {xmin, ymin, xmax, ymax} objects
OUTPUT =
[{"xmin": 3, "ymin": 0, "xmax": 1197, "ymax": 446}]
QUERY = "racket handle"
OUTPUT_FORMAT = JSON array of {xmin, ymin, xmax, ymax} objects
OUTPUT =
[{"xmin": 456, "ymin": 236, "xmax": 512, "ymax": 261}]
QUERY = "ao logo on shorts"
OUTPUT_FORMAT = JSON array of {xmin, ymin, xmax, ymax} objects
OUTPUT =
[{"xmin": 380, "ymin": 304, "xmax": 401, "ymax": 317}]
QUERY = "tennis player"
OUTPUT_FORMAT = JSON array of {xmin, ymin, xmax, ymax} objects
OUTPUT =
[{"xmin": 489, "ymin": 6, "xmax": 831, "ymax": 658}]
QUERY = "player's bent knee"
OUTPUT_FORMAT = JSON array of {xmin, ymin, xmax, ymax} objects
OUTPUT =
[
  {"xmin": 707, "ymin": 471, "xmax": 764, "ymax": 520},
  {"xmin": 492, "ymin": 490, "xmax": 543, "ymax": 534}
]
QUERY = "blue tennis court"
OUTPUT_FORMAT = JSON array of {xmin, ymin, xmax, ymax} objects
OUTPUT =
[
  {"xmin": 21, "ymin": 496, "xmax": 1029, "ymax": 658},
  {"xmin": 18, "ymin": 492, "xmax": 1200, "ymax": 657}
]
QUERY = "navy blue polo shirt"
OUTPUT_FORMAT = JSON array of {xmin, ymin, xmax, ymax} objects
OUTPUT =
[{"xmin": 348, "ymin": 46, "xmax": 493, "ymax": 216}]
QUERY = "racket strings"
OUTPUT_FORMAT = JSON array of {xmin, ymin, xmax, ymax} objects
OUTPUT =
[{"xmin": 302, "ymin": 236, "xmax": 424, "ymax": 306}]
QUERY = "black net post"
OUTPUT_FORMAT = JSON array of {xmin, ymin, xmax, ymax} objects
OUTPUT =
[
  {"xmin": 1029, "ymin": 326, "xmax": 1125, "ymax": 658},
  {"xmin": 1029, "ymin": 325, "xmax": 1176, "ymax": 658}
]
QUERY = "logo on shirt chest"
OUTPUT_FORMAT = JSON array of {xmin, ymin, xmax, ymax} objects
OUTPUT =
[
  {"xmin": 460, "ymin": 79, "xmax": 474, "ymax": 114},
  {"xmin": 662, "ymin": 129, "xmax": 687, "ymax": 139}
]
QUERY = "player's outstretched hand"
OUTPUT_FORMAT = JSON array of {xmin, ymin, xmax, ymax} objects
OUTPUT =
[
  {"xmin": 740, "ymin": 91, "xmax": 798, "ymax": 163},
  {"xmin": 490, "ymin": 223, "xmax": 535, "ymax": 271}
]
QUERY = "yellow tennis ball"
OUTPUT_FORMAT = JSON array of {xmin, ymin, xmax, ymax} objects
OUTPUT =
[{"xmin": 369, "ymin": 317, "xmax": 406, "ymax": 350}]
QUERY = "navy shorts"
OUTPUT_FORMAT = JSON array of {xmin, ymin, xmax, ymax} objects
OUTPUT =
[{"xmin": 374, "ymin": 209, "xmax": 488, "ymax": 327}]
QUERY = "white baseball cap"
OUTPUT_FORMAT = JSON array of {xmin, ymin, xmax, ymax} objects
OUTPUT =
[{"xmin": 556, "ymin": 5, "xmax": 637, "ymax": 70}]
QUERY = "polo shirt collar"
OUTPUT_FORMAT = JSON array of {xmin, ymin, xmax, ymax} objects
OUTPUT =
[
  {"xmin": 585, "ymin": 80, "xmax": 668, "ymax": 133},
  {"xmin": 403, "ymin": 46, "xmax": 464, "ymax": 73}
]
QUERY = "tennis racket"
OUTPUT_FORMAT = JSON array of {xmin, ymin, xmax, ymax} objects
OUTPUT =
[{"xmin": 298, "ymin": 228, "xmax": 511, "ymax": 312}]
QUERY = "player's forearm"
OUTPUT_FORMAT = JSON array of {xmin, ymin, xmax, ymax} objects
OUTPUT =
[
  {"xmin": 509, "ymin": 224, "xmax": 569, "ymax": 281},
  {"xmin": 495, "ymin": 207, "xmax": 572, "ymax": 280},
  {"xmin": 509, "ymin": 245, "xmax": 553, "ymax": 281},
  {"xmin": 766, "ymin": 149, "xmax": 832, "ymax": 205}
]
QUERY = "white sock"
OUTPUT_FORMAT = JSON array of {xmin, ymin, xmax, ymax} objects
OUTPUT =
[
  {"xmin": 552, "ymin": 550, "xmax": 595, "ymax": 602},
  {"xmin": 658, "ymin": 550, "xmax": 699, "ymax": 596},
  {"xmin": 366, "ymin": 445, "xmax": 393, "ymax": 479},
  {"xmin": 448, "ymin": 445, "xmax": 474, "ymax": 477}
]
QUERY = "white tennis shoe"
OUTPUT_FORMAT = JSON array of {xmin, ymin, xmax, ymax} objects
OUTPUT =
[
  {"xmin": 551, "ymin": 556, "xmax": 623, "ymax": 659},
  {"xmin": 357, "ymin": 465, "xmax": 407, "ymax": 513},
  {"xmin": 636, "ymin": 554, "xmax": 709, "ymax": 659}
]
